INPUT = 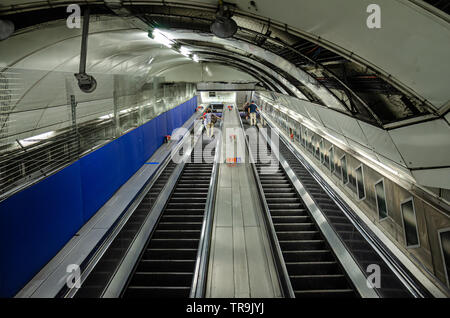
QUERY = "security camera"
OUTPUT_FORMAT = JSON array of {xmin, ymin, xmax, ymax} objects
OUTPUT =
[{"xmin": 74, "ymin": 73, "xmax": 97, "ymax": 93}]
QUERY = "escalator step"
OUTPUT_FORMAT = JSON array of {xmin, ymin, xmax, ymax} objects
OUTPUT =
[
  {"xmin": 124, "ymin": 286, "xmax": 190, "ymax": 298},
  {"xmin": 143, "ymin": 248, "xmax": 197, "ymax": 260},
  {"xmin": 283, "ymin": 250, "xmax": 333, "ymax": 262},
  {"xmin": 286, "ymin": 261, "xmax": 340, "ymax": 275},
  {"xmin": 294, "ymin": 289, "xmax": 355, "ymax": 298},
  {"xmin": 290, "ymin": 274, "xmax": 349, "ymax": 290},
  {"xmin": 137, "ymin": 259, "xmax": 196, "ymax": 272},
  {"xmin": 130, "ymin": 271, "xmax": 194, "ymax": 286},
  {"xmin": 250, "ymin": 132, "xmax": 356, "ymax": 298}
]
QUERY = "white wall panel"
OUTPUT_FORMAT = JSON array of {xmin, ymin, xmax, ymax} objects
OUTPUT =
[
  {"xmin": 302, "ymin": 102, "xmax": 323, "ymax": 125},
  {"xmin": 359, "ymin": 121, "xmax": 405, "ymax": 166},
  {"xmin": 346, "ymin": 138, "xmax": 378, "ymax": 162},
  {"xmin": 412, "ymin": 168, "xmax": 450, "ymax": 189},
  {"xmin": 315, "ymin": 108, "xmax": 344, "ymax": 136},
  {"xmin": 333, "ymin": 112, "xmax": 368, "ymax": 147},
  {"xmin": 114, "ymin": 0, "xmax": 450, "ymax": 109},
  {"xmin": 389, "ymin": 119, "xmax": 450, "ymax": 168},
  {"xmin": 291, "ymin": 102, "xmax": 310, "ymax": 120}
]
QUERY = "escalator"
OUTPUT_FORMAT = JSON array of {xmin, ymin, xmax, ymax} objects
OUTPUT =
[
  {"xmin": 247, "ymin": 134, "xmax": 358, "ymax": 297},
  {"xmin": 72, "ymin": 162, "xmax": 178, "ymax": 298},
  {"xmin": 274, "ymin": 132, "xmax": 416, "ymax": 297},
  {"xmin": 249, "ymin": 117, "xmax": 427, "ymax": 297},
  {"xmin": 122, "ymin": 139, "xmax": 216, "ymax": 298}
]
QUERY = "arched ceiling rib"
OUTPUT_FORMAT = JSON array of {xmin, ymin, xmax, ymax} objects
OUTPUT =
[{"xmin": 184, "ymin": 44, "xmax": 308, "ymax": 99}]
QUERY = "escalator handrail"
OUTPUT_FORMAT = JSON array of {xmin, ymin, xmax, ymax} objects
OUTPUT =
[
  {"xmin": 237, "ymin": 113, "xmax": 295, "ymax": 298},
  {"xmin": 260, "ymin": 125, "xmax": 379, "ymax": 298},
  {"xmin": 106, "ymin": 122, "xmax": 206, "ymax": 297},
  {"xmin": 190, "ymin": 120, "xmax": 223, "ymax": 298}
]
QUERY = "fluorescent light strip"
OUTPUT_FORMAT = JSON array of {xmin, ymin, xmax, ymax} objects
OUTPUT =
[
  {"xmin": 180, "ymin": 46, "xmax": 190, "ymax": 57},
  {"xmin": 152, "ymin": 29, "xmax": 173, "ymax": 48},
  {"xmin": 19, "ymin": 131, "xmax": 55, "ymax": 146}
]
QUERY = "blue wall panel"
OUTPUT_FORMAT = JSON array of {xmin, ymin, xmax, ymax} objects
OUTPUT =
[
  {"xmin": 141, "ymin": 119, "xmax": 158, "ymax": 160},
  {"xmin": 0, "ymin": 96, "xmax": 197, "ymax": 297},
  {"xmin": 0, "ymin": 162, "xmax": 84, "ymax": 297},
  {"xmin": 80, "ymin": 139, "xmax": 122, "ymax": 222},
  {"xmin": 117, "ymin": 128, "xmax": 145, "ymax": 186},
  {"xmin": 157, "ymin": 112, "xmax": 168, "ymax": 140},
  {"xmin": 166, "ymin": 108, "xmax": 175, "ymax": 135}
]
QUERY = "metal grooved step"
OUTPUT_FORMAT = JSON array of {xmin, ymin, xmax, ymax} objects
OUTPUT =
[
  {"xmin": 249, "ymin": 134, "xmax": 357, "ymax": 298},
  {"xmin": 123, "ymin": 141, "xmax": 215, "ymax": 298}
]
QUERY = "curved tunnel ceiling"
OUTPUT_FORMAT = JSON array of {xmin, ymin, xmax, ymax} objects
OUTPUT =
[
  {"xmin": 0, "ymin": 1, "xmax": 449, "ymax": 190},
  {"xmin": 1, "ymin": 0, "xmax": 449, "ymax": 110},
  {"xmin": 0, "ymin": 14, "xmax": 349, "ymax": 112}
]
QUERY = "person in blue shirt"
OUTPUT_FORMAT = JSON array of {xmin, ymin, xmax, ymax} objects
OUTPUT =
[{"xmin": 248, "ymin": 101, "xmax": 258, "ymax": 126}]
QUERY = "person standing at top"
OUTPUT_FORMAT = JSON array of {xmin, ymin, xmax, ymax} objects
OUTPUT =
[
  {"xmin": 248, "ymin": 100, "xmax": 258, "ymax": 126},
  {"xmin": 203, "ymin": 108, "xmax": 220, "ymax": 138},
  {"xmin": 243, "ymin": 102, "xmax": 250, "ymax": 119}
]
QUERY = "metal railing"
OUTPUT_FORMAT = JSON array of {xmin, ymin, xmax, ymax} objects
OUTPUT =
[
  {"xmin": 237, "ymin": 111, "xmax": 295, "ymax": 298},
  {"xmin": 0, "ymin": 94, "xmax": 195, "ymax": 202},
  {"xmin": 191, "ymin": 120, "xmax": 223, "ymax": 298}
]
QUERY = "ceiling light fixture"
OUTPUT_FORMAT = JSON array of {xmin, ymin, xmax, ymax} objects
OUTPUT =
[
  {"xmin": 150, "ymin": 28, "xmax": 173, "ymax": 48},
  {"xmin": 19, "ymin": 131, "xmax": 56, "ymax": 147},
  {"xmin": 180, "ymin": 46, "xmax": 190, "ymax": 57}
]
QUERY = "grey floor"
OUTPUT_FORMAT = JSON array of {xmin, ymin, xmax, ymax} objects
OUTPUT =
[{"xmin": 206, "ymin": 105, "xmax": 281, "ymax": 298}]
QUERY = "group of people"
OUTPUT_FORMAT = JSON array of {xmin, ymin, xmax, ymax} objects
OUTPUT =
[{"xmin": 201, "ymin": 100, "xmax": 260, "ymax": 138}]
